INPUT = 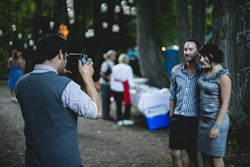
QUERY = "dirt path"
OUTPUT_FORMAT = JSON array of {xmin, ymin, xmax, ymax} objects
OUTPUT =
[
  {"xmin": 0, "ymin": 81, "xmax": 25, "ymax": 167},
  {"xmin": 0, "ymin": 80, "xmax": 190, "ymax": 167}
]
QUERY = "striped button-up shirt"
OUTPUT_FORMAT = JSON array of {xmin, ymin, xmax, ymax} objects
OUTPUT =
[{"xmin": 169, "ymin": 64, "xmax": 201, "ymax": 117}]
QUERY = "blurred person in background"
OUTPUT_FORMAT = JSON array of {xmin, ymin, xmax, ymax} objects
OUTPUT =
[
  {"xmin": 7, "ymin": 49, "xmax": 25, "ymax": 102},
  {"xmin": 99, "ymin": 49, "xmax": 116, "ymax": 120},
  {"xmin": 110, "ymin": 53, "xmax": 135, "ymax": 126},
  {"xmin": 18, "ymin": 51, "xmax": 26, "ymax": 73}
]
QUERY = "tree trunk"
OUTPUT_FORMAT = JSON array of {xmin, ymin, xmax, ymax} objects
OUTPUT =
[
  {"xmin": 212, "ymin": 0, "xmax": 250, "ymax": 115},
  {"xmin": 177, "ymin": 0, "xmax": 205, "ymax": 61},
  {"xmin": 137, "ymin": 0, "xmax": 169, "ymax": 88},
  {"xmin": 177, "ymin": 0, "xmax": 190, "ymax": 62},
  {"xmin": 191, "ymin": 0, "xmax": 206, "ymax": 43}
]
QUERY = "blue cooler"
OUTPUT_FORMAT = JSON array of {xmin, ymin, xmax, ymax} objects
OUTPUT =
[{"xmin": 144, "ymin": 105, "xmax": 170, "ymax": 130}]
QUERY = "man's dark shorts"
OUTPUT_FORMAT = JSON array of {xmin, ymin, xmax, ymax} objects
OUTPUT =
[{"xmin": 169, "ymin": 115, "xmax": 199, "ymax": 154}]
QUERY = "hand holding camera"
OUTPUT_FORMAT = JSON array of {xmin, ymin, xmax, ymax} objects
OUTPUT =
[
  {"xmin": 66, "ymin": 53, "xmax": 91, "ymax": 76},
  {"xmin": 78, "ymin": 57, "xmax": 94, "ymax": 78}
]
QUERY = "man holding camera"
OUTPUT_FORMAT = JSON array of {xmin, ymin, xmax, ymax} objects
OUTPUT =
[{"xmin": 15, "ymin": 34, "xmax": 102, "ymax": 167}]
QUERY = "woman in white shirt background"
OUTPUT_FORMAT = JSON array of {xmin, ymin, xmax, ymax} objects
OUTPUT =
[{"xmin": 110, "ymin": 53, "xmax": 135, "ymax": 126}]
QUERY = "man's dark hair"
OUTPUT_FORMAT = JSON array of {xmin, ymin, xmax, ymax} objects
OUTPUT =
[
  {"xmin": 186, "ymin": 38, "xmax": 201, "ymax": 50},
  {"xmin": 36, "ymin": 34, "xmax": 68, "ymax": 63}
]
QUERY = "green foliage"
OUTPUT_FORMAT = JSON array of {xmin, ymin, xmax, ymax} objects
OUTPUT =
[
  {"xmin": 0, "ymin": 0, "xmax": 36, "ymax": 61},
  {"xmin": 205, "ymin": 3, "xmax": 213, "ymax": 27},
  {"xmin": 205, "ymin": 2, "xmax": 213, "ymax": 42}
]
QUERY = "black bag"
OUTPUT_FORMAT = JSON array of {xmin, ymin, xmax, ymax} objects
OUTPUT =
[
  {"xmin": 104, "ymin": 65, "xmax": 111, "ymax": 76},
  {"xmin": 104, "ymin": 65, "xmax": 112, "ymax": 82}
]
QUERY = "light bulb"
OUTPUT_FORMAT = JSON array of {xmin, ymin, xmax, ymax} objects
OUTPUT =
[
  {"xmin": 18, "ymin": 33, "xmax": 22, "ymax": 39},
  {"xmin": 101, "ymin": 3, "xmax": 108, "ymax": 13},
  {"xmin": 12, "ymin": 24, "xmax": 17, "ymax": 32},
  {"xmin": 29, "ymin": 39, "xmax": 34, "ymax": 46},
  {"xmin": 102, "ymin": 22, "xmax": 108, "ymax": 29},
  {"xmin": 24, "ymin": 43, "xmax": 28, "ymax": 49},
  {"xmin": 114, "ymin": 5, "xmax": 121, "ymax": 13},
  {"xmin": 112, "ymin": 24, "xmax": 120, "ymax": 33},
  {"xmin": 49, "ymin": 21, "xmax": 55, "ymax": 30}
]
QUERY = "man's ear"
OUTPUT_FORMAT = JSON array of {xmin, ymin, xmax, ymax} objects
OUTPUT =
[{"xmin": 58, "ymin": 49, "xmax": 63, "ymax": 60}]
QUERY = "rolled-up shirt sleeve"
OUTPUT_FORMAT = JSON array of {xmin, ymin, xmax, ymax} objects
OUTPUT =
[
  {"xmin": 62, "ymin": 81, "xmax": 98, "ymax": 119},
  {"xmin": 169, "ymin": 76, "xmax": 176, "ymax": 101}
]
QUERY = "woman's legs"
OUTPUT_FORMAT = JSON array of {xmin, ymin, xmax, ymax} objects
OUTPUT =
[
  {"xmin": 123, "ymin": 104, "xmax": 134, "ymax": 125},
  {"xmin": 113, "ymin": 91, "xmax": 123, "ymax": 121},
  {"xmin": 10, "ymin": 89, "xmax": 15, "ymax": 97},
  {"xmin": 201, "ymin": 154, "xmax": 212, "ymax": 167},
  {"xmin": 123, "ymin": 104, "xmax": 131, "ymax": 119},
  {"xmin": 201, "ymin": 153, "xmax": 225, "ymax": 167},
  {"xmin": 10, "ymin": 89, "xmax": 18, "ymax": 102},
  {"xmin": 100, "ymin": 84, "xmax": 111, "ymax": 119},
  {"xmin": 212, "ymin": 157, "xmax": 225, "ymax": 167}
]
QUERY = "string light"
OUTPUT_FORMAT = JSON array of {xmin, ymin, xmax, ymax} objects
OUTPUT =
[
  {"xmin": 49, "ymin": 21, "xmax": 55, "ymax": 30},
  {"xmin": 131, "ymin": 6, "xmax": 137, "ymax": 16},
  {"xmin": 101, "ymin": 3, "xmax": 108, "ymax": 13},
  {"xmin": 12, "ymin": 24, "xmax": 17, "ymax": 32},
  {"xmin": 102, "ymin": 22, "xmax": 108, "ymax": 29},
  {"xmin": 18, "ymin": 33, "xmax": 22, "ymax": 39},
  {"xmin": 85, "ymin": 29, "xmax": 94, "ymax": 38},
  {"xmin": 66, "ymin": 0, "xmax": 75, "ymax": 24},
  {"xmin": 24, "ymin": 43, "xmax": 28, "ymax": 49},
  {"xmin": 121, "ymin": 1, "xmax": 127, "ymax": 7},
  {"xmin": 112, "ymin": 24, "xmax": 120, "ymax": 33},
  {"xmin": 100, "ymin": 0, "xmax": 137, "ymax": 33},
  {"xmin": 29, "ymin": 39, "xmax": 34, "ymax": 46},
  {"xmin": 85, "ymin": 0, "xmax": 95, "ymax": 38},
  {"xmin": 114, "ymin": 5, "xmax": 121, "ymax": 13}
]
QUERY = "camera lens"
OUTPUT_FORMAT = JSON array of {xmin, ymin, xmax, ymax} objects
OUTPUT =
[{"xmin": 80, "ymin": 54, "xmax": 88, "ymax": 64}]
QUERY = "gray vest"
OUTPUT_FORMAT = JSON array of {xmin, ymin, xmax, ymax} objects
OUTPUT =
[{"xmin": 16, "ymin": 72, "xmax": 82, "ymax": 167}]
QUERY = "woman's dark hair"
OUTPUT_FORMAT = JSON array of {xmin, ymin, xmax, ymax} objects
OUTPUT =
[
  {"xmin": 36, "ymin": 34, "xmax": 68, "ymax": 63},
  {"xmin": 198, "ymin": 43, "xmax": 224, "ymax": 63}
]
